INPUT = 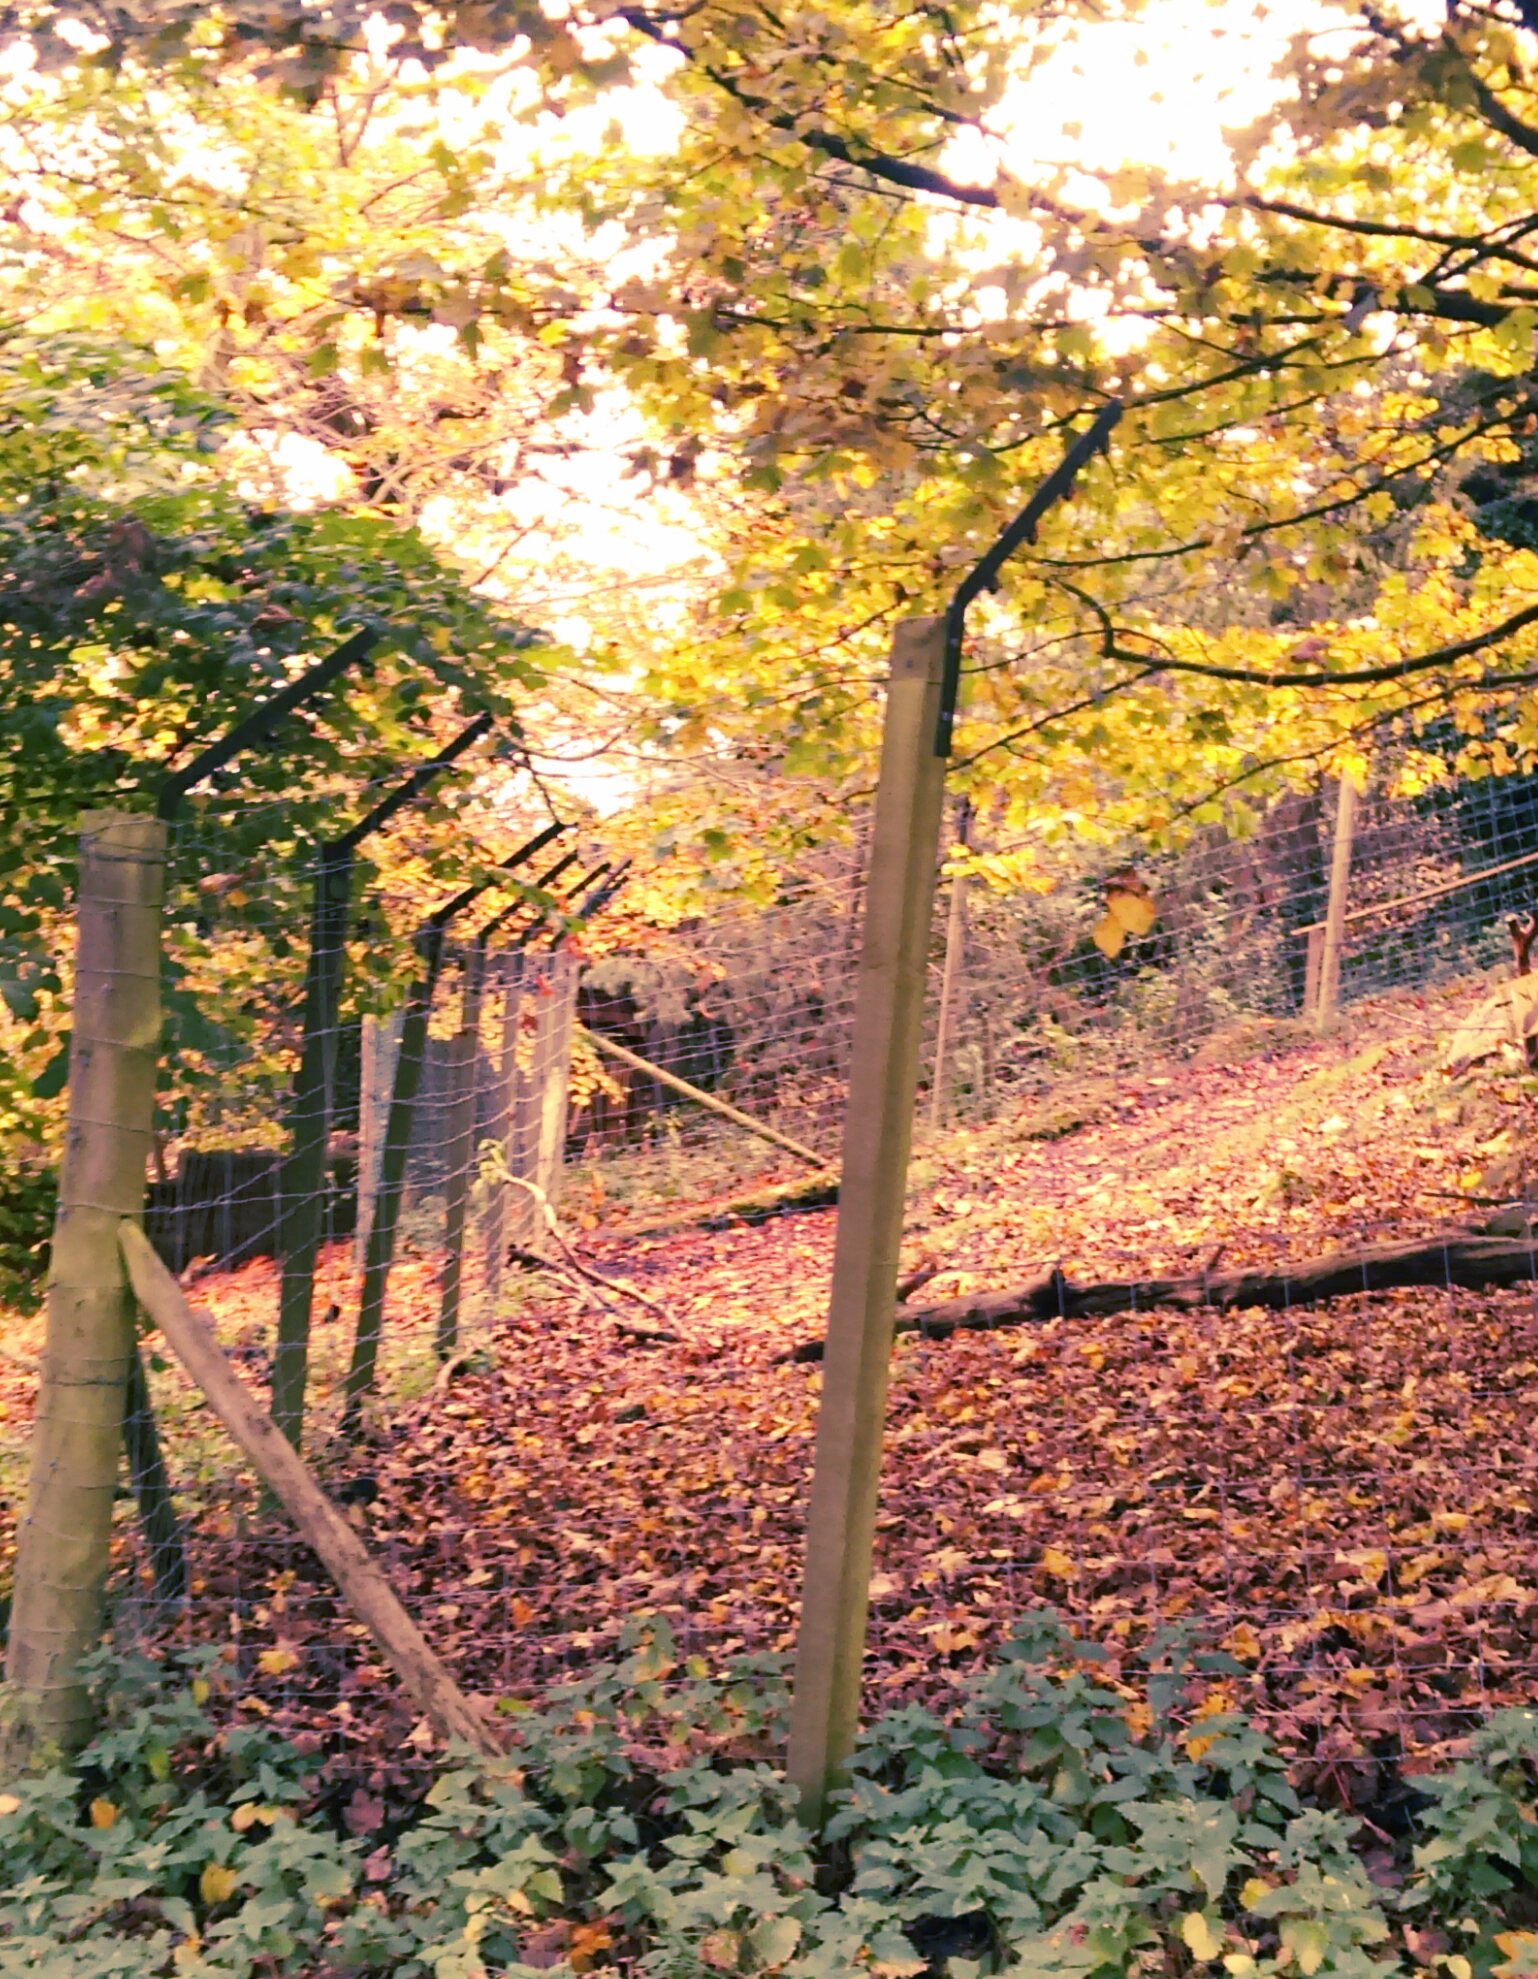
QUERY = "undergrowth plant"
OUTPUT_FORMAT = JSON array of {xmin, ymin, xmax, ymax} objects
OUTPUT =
[{"xmin": 2, "ymin": 1618, "xmax": 1536, "ymax": 1978}]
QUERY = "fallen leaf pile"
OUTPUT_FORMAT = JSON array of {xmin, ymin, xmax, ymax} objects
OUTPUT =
[{"xmin": 5, "ymin": 981, "xmax": 1538, "ymax": 1808}]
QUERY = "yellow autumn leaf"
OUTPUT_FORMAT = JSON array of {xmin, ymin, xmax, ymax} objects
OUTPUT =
[
  {"xmin": 1038, "ymin": 1546, "xmax": 1075, "ymax": 1579},
  {"xmin": 89, "ymin": 1798, "xmax": 118, "ymax": 1829},
  {"xmin": 200, "ymin": 1862, "xmax": 239, "ymax": 1906},
  {"xmin": 0, "ymin": 1793, "xmax": 20, "ymax": 1818},
  {"xmin": 1091, "ymin": 912, "xmax": 1125, "ymax": 958},
  {"xmin": 257, "ymin": 1644, "xmax": 301, "ymax": 1677},
  {"xmin": 1106, "ymin": 884, "xmax": 1157, "ymax": 936},
  {"xmin": 1240, "ymin": 1878, "xmax": 1273, "ymax": 1910},
  {"xmin": 1123, "ymin": 1699, "xmax": 1153, "ymax": 1739},
  {"xmin": 1181, "ymin": 1911, "xmax": 1224, "ymax": 1961}
]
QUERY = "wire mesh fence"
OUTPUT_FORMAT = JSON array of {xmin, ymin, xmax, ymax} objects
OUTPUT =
[{"xmin": 10, "ymin": 742, "xmax": 1538, "ymax": 1786}]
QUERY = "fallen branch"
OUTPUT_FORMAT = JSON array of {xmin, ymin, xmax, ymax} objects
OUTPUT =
[
  {"xmin": 503, "ymin": 1176, "xmax": 676, "ymax": 1339},
  {"xmin": 119, "ymin": 1222, "xmax": 501, "ymax": 1757},
  {"xmin": 782, "ymin": 1228, "xmax": 1538, "ymax": 1364}
]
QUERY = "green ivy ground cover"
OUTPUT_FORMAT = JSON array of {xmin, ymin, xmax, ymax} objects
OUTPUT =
[{"xmin": 2, "ymin": 1616, "xmax": 1535, "ymax": 1979}]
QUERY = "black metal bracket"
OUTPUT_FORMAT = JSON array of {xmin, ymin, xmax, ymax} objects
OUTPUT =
[
  {"xmin": 157, "ymin": 627, "xmax": 378, "ymax": 818},
  {"xmin": 558, "ymin": 857, "xmax": 632, "ymax": 935},
  {"xmin": 332, "ymin": 711, "xmax": 493, "ymax": 857},
  {"xmin": 477, "ymin": 849, "xmax": 583, "ymax": 946},
  {"xmin": 936, "ymin": 401, "xmax": 1123, "ymax": 758},
  {"xmin": 429, "ymin": 818, "xmax": 567, "ymax": 931}
]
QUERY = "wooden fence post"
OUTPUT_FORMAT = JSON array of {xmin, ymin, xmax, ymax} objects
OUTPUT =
[
  {"xmin": 929, "ymin": 796, "xmax": 972, "ymax": 1131},
  {"xmin": 786, "ymin": 618, "xmax": 948, "ymax": 1825},
  {"xmin": 534, "ymin": 948, "xmax": 579, "ymax": 1213},
  {"xmin": 504, "ymin": 953, "xmax": 579, "ymax": 1250},
  {"xmin": 436, "ymin": 947, "xmax": 485, "ymax": 1358},
  {"xmin": 356, "ymin": 1009, "xmax": 402, "ymax": 1268},
  {"xmin": 1315, "ymin": 774, "xmax": 1359, "ymax": 1028},
  {"xmin": 6, "ymin": 812, "xmax": 166, "ymax": 1754},
  {"xmin": 479, "ymin": 954, "xmax": 523, "ymax": 1310},
  {"xmin": 343, "ymin": 928, "xmax": 446, "ymax": 1428}
]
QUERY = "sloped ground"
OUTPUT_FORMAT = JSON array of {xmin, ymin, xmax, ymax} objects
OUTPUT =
[{"xmin": 5, "ymin": 979, "xmax": 1538, "ymax": 1810}]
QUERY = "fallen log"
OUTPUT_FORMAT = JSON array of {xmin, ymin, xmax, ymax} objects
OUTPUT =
[{"xmin": 782, "ymin": 1228, "xmax": 1538, "ymax": 1364}]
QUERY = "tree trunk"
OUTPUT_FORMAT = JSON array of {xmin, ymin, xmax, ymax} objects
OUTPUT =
[{"xmin": 6, "ymin": 812, "xmax": 165, "ymax": 1755}]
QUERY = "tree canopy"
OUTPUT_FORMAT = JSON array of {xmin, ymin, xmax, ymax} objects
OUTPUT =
[{"xmin": 8, "ymin": 2, "xmax": 1538, "ymax": 869}]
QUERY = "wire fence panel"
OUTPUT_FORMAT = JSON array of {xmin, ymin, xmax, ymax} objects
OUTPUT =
[{"xmin": 9, "ymin": 751, "xmax": 1538, "ymax": 1788}]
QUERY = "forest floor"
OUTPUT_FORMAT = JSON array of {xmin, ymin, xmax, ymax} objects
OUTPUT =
[{"xmin": 5, "ymin": 976, "xmax": 1538, "ymax": 1813}]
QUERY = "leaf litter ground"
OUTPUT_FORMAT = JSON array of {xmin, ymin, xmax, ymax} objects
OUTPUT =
[{"xmin": 4, "ymin": 981, "xmax": 1538, "ymax": 1810}]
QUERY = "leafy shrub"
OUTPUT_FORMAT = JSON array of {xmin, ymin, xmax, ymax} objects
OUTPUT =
[
  {"xmin": 0, "ymin": 1155, "xmax": 52, "ymax": 1313},
  {"xmin": 2, "ymin": 1618, "xmax": 1535, "ymax": 1977}
]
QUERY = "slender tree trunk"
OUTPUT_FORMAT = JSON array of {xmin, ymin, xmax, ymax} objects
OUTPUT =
[
  {"xmin": 343, "ymin": 929, "xmax": 445, "ymax": 1429},
  {"xmin": 273, "ymin": 843, "xmax": 351, "ymax": 1450},
  {"xmin": 6, "ymin": 812, "xmax": 165, "ymax": 1755}
]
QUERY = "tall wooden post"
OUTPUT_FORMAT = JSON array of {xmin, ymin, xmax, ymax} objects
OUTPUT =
[
  {"xmin": 6, "ymin": 812, "xmax": 165, "ymax": 1753},
  {"xmin": 504, "ymin": 953, "xmax": 579, "ymax": 1249},
  {"xmin": 786, "ymin": 619, "xmax": 948, "ymax": 1824},
  {"xmin": 356, "ymin": 1010, "xmax": 402, "ymax": 1268},
  {"xmin": 436, "ymin": 947, "xmax": 485, "ymax": 1359},
  {"xmin": 534, "ymin": 949, "xmax": 579, "ymax": 1209},
  {"xmin": 1315, "ymin": 774, "xmax": 1359, "ymax": 1028},
  {"xmin": 343, "ymin": 928, "xmax": 445, "ymax": 1427},
  {"xmin": 478, "ymin": 955, "xmax": 523, "ymax": 1311},
  {"xmin": 929, "ymin": 796, "xmax": 972, "ymax": 1131}
]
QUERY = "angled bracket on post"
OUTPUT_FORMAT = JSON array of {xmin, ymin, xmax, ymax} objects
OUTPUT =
[
  {"xmin": 271, "ymin": 710, "xmax": 497, "ymax": 1451},
  {"xmin": 157, "ymin": 627, "xmax": 378, "ymax": 819},
  {"xmin": 343, "ymin": 815, "xmax": 568, "ymax": 1425}
]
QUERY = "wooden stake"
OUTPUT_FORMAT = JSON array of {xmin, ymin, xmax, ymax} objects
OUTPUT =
[
  {"xmin": 786, "ymin": 618, "xmax": 948, "ymax": 1825},
  {"xmin": 120, "ymin": 1222, "xmax": 501, "ymax": 1758},
  {"xmin": 1315, "ymin": 774, "xmax": 1359, "ymax": 1028},
  {"xmin": 577, "ymin": 1025, "xmax": 828, "ymax": 1169},
  {"xmin": 6, "ymin": 812, "xmax": 166, "ymax": 1753}
]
